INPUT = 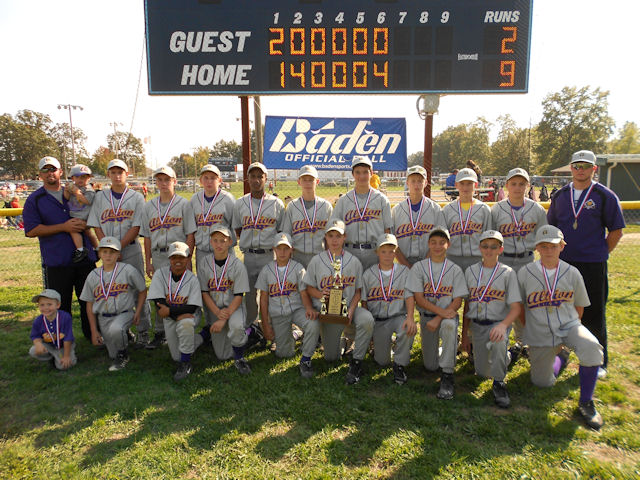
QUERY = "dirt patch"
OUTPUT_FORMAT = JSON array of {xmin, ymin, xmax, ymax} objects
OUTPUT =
[
  {"xmin": 581, "ymin": 442, "xmax": 638, "ymax": 467},
  {"xmin": 620, "ymin": 233, "xmax": 640, "ymax": 244}
]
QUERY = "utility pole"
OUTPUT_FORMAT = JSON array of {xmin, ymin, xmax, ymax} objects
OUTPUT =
[
  {"xmin": 109, "ymin": 121, "xmax": 123, "ymax": 158},
  {"xmin": 57, "ymin": 104, "xmax": 83, "ymax": 175}
]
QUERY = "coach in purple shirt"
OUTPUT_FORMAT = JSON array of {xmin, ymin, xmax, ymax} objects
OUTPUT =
[
  {"xmin": 547, "ymin": 150, "xmax": 625, "ymax": 378},
  {"xmin": 23, "ymin": 156, "xmax": 96, "ymax": 340}
]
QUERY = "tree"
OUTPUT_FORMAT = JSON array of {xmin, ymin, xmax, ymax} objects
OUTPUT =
[
  {"xmin": 168, "ymin": 146, "xmax": 212, "ymax": 178},
  {"xmin": 608, "ymin": 121, "xmax": 640, "ymax": 154},
  {"xmin": 107, "ymin": 131, "xmax": 146, "ymax": 177},
  {"xmin": 488, "ymin": 115, "xmax": 531, "ymax": 175},
  {"xmin": 89, "ymin": 146, "xmax": 115, "ymax": 177},
  {"xmin": 407, "ymin": 151, "xmax": 423, "ymax": 168},
  {"xmin": 432, "ymin": 118, "xmax": 491, "ymax": 174},
  {"xmin": 210, "ymin": 139, "xmax": 242, "ymax": 163},
  {"xmin": 49, "ymin": 122, "xmax": 89, "ymax": 171},
  {"xmin": 534, "ymin": 86, "xmax": 614, "ymax": 173}
]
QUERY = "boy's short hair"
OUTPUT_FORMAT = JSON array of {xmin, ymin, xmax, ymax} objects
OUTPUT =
[{"xmin": 428, "ymin": 226, "xmax": 451, "ymax": 242}]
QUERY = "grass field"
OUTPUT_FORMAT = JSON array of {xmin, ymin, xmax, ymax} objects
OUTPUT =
[{"xmin": 0, "ymin": 220, "xmax": 638, "ymax": 478}]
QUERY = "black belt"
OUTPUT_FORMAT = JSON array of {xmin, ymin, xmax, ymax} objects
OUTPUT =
[
  {"xmin": 156, "ymin": 247, "xmax": 169, "ymax": 252},
  {"xmin": 347, "ymin": 243, "xmax": 373, "ymax": 249},
  {"xmin": 472, "ymin": 318, "xmax": 501, "ymax": 326},
  {"xmin": 247, "ymin": 248, "xmax": 271, "ymax": 254},
  {"xmin": 503, "ymin": 251, "xmax": 532, "ymax": 258},
  {"xmin": 421, "ymin": 312, "xmax": 437, "ymax": 318},
  {"xmin": 101, "ymin": 310, "xmax": 130, "ymax": 318}
]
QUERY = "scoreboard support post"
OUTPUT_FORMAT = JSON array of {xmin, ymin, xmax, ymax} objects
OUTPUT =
[
  {"xmin": 240, "ymin": 96, "xmax": 252, "ymax": 195},
  {"xmin": 423, "ymin": 113, "xmax": 434, "ymax": 198}
]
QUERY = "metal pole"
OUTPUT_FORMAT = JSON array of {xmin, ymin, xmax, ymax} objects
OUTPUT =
[
  {"xmin": 240, "ymin": 96, "xmax": 252, "ymax": 195},
  {"xmin": 253, "ymin": 96, "xmax": 263, "ymax": 163},
  {"xmin": 68, "ymin": 108, "xmax": 76, "ymax": 165},
  {"xmin": 423, "ymin": 114, "xmax": 434, "ymax": 198}
]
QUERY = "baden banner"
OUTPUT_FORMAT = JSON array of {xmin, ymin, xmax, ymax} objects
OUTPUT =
[{"xmin": 263, "ymin": 116, "xmax": 407, "ymax": 171}]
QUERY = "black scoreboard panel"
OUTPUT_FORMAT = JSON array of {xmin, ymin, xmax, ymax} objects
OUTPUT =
[{"xmin": 145, "ymin": 0, "xmax": 531, "ymax": 94}]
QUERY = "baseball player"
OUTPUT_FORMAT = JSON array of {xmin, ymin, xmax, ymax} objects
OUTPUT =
[
  {"xmin": 330, "ymin": 155, "xmax": 392, "ymax": 271},
  {"xmin": 461, "ymin": 230, "xmax": 521, "ymax": 408},
  {"xmin": 392, "ymin": 165, "xmax": 444, "ymax": 267},
  {"xmin": 29, "ymin": 289, "xmax": 77, "ymax": 370},
  {"xmin": 441, "ymin": 168, "xmax": 492, "ymax": 272},
  {"xmin": 256, "ymin": 232, "xmax": 320, "ymax": 378},
  {"xmin": 302, "ymin": 219, "xmax": 375, "ymax": 384},
  {"xmin": 87, "ymin": 159, "xmax": 151, "ymax": 346},
  {"xmin": 148, "ymin": 242, "xmax": 205, "ymax": 381},
  {"xmin": 80, "ymin": 236, "xmax": 147, "ymax": 371},
  {"xmin": 232, "ymin": 162, "xmax": 285, "ymax": 330},
  {"xmin": 406, "ymin": 227, "xmax": 467, "ymax": 400},
  {"xmin": 361, "ymin": 234, "xmax": 416, "ymax": 385},
  {"xmin": 518, "ymin": 225, "xmax": 604, "ymax": 430},
  {"xmin": 282, "ymin": 165, "xmax": 333, "ymax": 268},
  {"xmin": 491, "ymin": 167, "xmax": 547, "ymax": 362},
  {"xmin": 141, "ymin": 165, "xmax": 197, "ymax": 348},
  {"xmin": 189, "ymin": 164, "xmax": 236, "ymax": 267},
  {"xmin": 198, "ymin": 225, "xmax": 253, "ymax": 374},
  {"xmin": 64, "ymin": 164, "xmax": 97, "ymax": 263}
]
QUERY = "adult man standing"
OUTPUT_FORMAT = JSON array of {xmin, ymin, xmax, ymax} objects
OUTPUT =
[
  {"xmin": 547, "ymin": 150, "xmax": 625, "ymax": 378},
  {"xmin": 23, "ymin": 156, "xmax": 97, "ymax": 340}
]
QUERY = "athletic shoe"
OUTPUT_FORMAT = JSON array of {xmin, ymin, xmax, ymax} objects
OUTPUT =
[
  {"xmin": 72, "ymin": 249, "xmax": 88, "ymax": 263},
  {"xmin": 134, "ymin": 331, "xmax": 150, "ymax": 349},
  {"xmin": 234, "ymin": 358, "xmax": 251, "ymax": 375},
  {"xmin": 597, "ymin": 367, "xmax": 607, "ymax": 379},
  {"xmin": 492, "ymin": 380, "xmax": 511, "ymax": 408},
  {"xmin": 127, "ymin": 329, "xmax": 137, "ymax": 344},
  {"xmin": 145, "ymin": 333, "xmax": 166, "ymax": 350},
  {"xmin": 437, "ymin": 373, "xmax": 455, "ymax": 400},
  {"xmin": 109, "ymin": 351, "xmax": 129, "ymax": 371},
  {"xmin": 299, "ymin": 359, "xmax": 314, "ymax": 379},
  {"xmin": 508, "ymin": 343, "xmax": 523, "ymax": 367},
  {"xmin": 173, "ymin": 361, "xmax": 192, "ymax": 381},
  {"xmin": 393, "ymin": 363, "xmax": 408, "ymax": 385},
  {"xmin": 345, "ymin": 359, "xmax": 364, "ymax": 385},
  {"xmin": 557, "ymin": 347, "xmax": 571, "ymax": 377},
  {"xmin": 578, "ymin": 400, "xmax": 604, "ymax": 430},
  {"xmin": 245, "ymin": 324, "xmax": 267, "ymax": 352}
]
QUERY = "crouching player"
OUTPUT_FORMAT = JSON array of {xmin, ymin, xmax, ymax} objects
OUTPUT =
[
  {"xmin": 256, "ymin": 232, "xmax": 320, "ymax": 378},
  {"xmin": 148, "ymin": 242, "xmax": 205, "ymax": 381},
  {"xmin": 362, "ymin": 234, "xmax": 416, "ymax": 385},
  {"xmin": 519, "ymin": 226, "xmax": 604, "ymax": 430},
  {"xmin": 461, "ymin": 231, "xmax": 521, "ymax": 408},
  {"xmin": 406, "ymin": 227, "xmax": 467, "ymax": 400},
  {"xmin": 302, "ymin": 220, "xmax": 375, "ymax": 384},
  {"xmin": 80, "ymin": 236, "xmax": 147, "ymax": 371}
]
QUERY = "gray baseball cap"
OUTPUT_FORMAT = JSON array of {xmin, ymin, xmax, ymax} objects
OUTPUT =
[
  {"xmin": 570, "ymin": 150, "xmax": 596, "ymax": 165},
  {"xmin": 325, "ymin": 219, "xmax": 346, "ymax": 235},
  {"xmin": 32, "ymin": 289, "xmax": 61, "ymax": 303},
  {"xmin": 273, "ymin": 232, "xmax": 293, "ymax": 248},
  {"xmin": 506, "ymin": 168, "xmax": 530, "ymax": 182},
  {"xmin": 429, "ymin": 226, "xmax": 451, "ymax": 241},
  {"xmin": 376, "ymin": 233, "xmax": 398, "ymax": 249},
  {"xmin": 69, "ymin": 164, "xmax": 92, "ymax": 178},
  {"xmin": 39, "ymin": 156, "xmax": 61, "ymax": 170},
  {"xmin": 407, "ymin": 165, "xmax": 427, "ymax": 179},
  {"xmin": 153, "ymin": 166, "xmax": 177, "ymax": 178},
  {"xmin": 200, "ymin": 164, "xmax": 222, "ymax": 177},
  {"xmin": 535, "ymin": 225, "xmax": 565, "ymax": 245},
  {"xmin": 455, "ymin": 168, "xmax": 478, "ymax": 183},
  {"xmin": 209, "ymin": 224, "xmax": 231, "ymax": 237},
  {"xmin": 298, "ymin": 165, "xmax": 319, "ymax": 179},
  {"xmin": 479, "ymin": 230, "xmax": 504, "ymax": 244},
  {"xmin": 168, "ymin": 241, "xmax": 191, "ymax": 257},
  {"xmin": 247, "ymin": 162, "xmax": 268, "ymax": 175},
  {"xmin": 98, "ymin": 236, "xmax": 121, "ymax": 251},
  {"xmin": 107, "ymin": 159, "xmax": 128, "ymax": 172},
  {"xmin": 351, "ymin": 155, "xmax": 373, "ymax": 170}
]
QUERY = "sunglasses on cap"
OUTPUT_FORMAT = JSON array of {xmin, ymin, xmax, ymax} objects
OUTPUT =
[
  {"xmin": 40, "ymin": 166, "xmax": 58, "ymax": 173},
  {"xmin": 571, "ymin": 163, "xmax": 594, "ymax": 170}
]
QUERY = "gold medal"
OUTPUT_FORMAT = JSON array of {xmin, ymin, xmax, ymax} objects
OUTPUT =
[
  {"xmin": 281, "ymin": 298, "xmax": 285, "ymax": 305},
  {"xmin": 547, "ymin": 307, "xmax": 554, "ymax": 314},
  {"xmin": 573, "ymin": 220, "xmax": 578, "ymax": 230},
  {"xmin": 253, "ymin": 230, "xmax": 258, "ymax": 237}
]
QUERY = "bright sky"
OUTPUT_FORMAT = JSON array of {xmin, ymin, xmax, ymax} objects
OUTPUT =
[{"xmin": 1, "ymin": 1, "xmax": 638, "ymax": 169}]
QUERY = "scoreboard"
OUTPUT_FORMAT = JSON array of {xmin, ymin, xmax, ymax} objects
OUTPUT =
[{"xmin": 144, "ymin": 0, "xmax": 531, "ymax": 95}]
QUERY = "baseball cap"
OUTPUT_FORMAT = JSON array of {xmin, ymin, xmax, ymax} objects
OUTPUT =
[
  {"xmin": 535, "ymin": 225, "xmax": 565, "ymax": 245},
  {"xmin": 570, "ymin": 150, "xmax": 596, "ymax": 165},
  {"xmin": 168, "ymin": 241, "xmax": 190, "ymax": 257},
  {"xmin": 479, "ymin": 230, "xmax": 504, "ymax": 244},
  {"xmin": 69, "ymin": 164, "xmax": 92, "ymax": 178},
  {"xmin": 407, "ymin": 165, "xmax": 427, "ymax": 179},
  {"xmin": 298, "ymin": 165, "xmax": 319, "ymax": 179},
  {"xmin": 97, "ymin": 236, "xmax": 121, "ymax": 251},
  {"xmin": 200, "ymin": 164, "xmax": 221, "ymax": 177},
  {"xmin": 153, "ymin": 166, "xmax": 177, "ymax": 178},
  {"xmin": 38, "ymin": 156, "xmax": 61, "ymax": 170},
  {"xmin": 455, "ymin": 168, "xmax": 478, "ymax": 183},
  {"xmin": 107, "ymin": 159, "xmax": 128, "ymax": 172},
  {"xmin": 325, "ymin": 219, "xmax": 346, "ymax": 235},
  {"xmin": 32, "ymin": 289, "xmax": 61, "ymax": 303},
  {"xmin": 273, "ymin": 232, "xmax": 293, "ymax": 248},
  {"xmin": 506, "ymin": 168, "xmax": 530, "ymax": 182},
  {"xmin": 429, "ymin": 226, "xmax": 451, "ymax": 241},
  {"xmin": 209, "ymin": 224, "xmax": 231, "ymax": 238},
  {"xmin": 376, "ymin": 233, "xmax": 398, "ymax": 249},
  {"xmin": 247, "ymin": 162, "xmax": 268, "ymax": 175},
  {"xmin": 351, "ymin": 155, "xmax": 373, "ymax": 170}
]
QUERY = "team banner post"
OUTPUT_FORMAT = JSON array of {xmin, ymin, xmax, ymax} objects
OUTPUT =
[{"xmin": 263, "ymin": 116, "xmax": 407, "ymax": 171}]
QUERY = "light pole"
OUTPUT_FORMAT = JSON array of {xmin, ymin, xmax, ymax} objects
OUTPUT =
[
  {"xmin": 57, "ymin": 103, "xmax": 83, "ymax": 171},
  {"xmin": 416, "ymin": 94, "xmax": 440, "ymax": 198}
]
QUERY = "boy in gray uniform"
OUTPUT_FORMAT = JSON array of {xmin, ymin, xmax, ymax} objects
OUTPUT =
[
  {"xmin": 65, "ymin": 164, "xmax": 97, "ymax": 263},
  {"xmin": 302, "ymin": 219, "xmax": 375, "ymax": 384},
  {"xmin": 362, "ymin": 234, "xmax": 416, "ymax": 385},
  {"xmin": 80, "ymin": 236, "xmax": 147, "ymax": 371},
  {"xmin": 331, "ymin": 155, "xmax": 392, "ymax": 271},
  {"xmin": 233, "ymin": 162, "xmax": 285, "ymax": 328},
  {"xmin": 198, "ymin": 225, "xmax": 253, "ymax": 374},
  {"xmin": 256, "ymin": 232, "xmax": 320, "ymax": 378},
  {"xmin": 148, "ymin": 242, "xmax": 205, "ymax": 381},
  {"xmin": 87, "ymin": 159, "xmax": 150, "ymax": 346},
  {"xmin": 461, "ymin": 230, "xmax": 521, "ymax": 408},
  {"xmin": 406, "ymin": 227, "xmax": 467, "ymax": 400},
  {"xmin": 282, "ymin": 165, "xmax": 333, "ymax": 268},
  {"xmin": 392, "ymin": 165, "xmax": 444, "ymax": 267},
  {"xmin": 518, "ymin": 226, "xmax": 604, "ymax": 430}
]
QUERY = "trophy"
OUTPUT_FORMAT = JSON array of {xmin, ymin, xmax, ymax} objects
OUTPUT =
[{"xmin": 319, "ymin": 258, "xmax": 349, "ymax": 324}]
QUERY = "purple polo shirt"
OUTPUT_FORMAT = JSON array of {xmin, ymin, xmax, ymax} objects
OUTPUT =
[
  {"xmin": 547, "ymin": 182, "xmax": 625, "ymax": 263},
  {"xmin": 30, "ymin": 310, "xmax": 75, "ymax": 348},
  {"xmin": 23, "ymin": 186, "xmax": 97, "ymax": 267}
]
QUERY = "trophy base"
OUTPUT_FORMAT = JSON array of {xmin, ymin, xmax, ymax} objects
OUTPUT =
[{"xmin": 318, "ymin": 313, "xmax": 349, "ymax": 325}]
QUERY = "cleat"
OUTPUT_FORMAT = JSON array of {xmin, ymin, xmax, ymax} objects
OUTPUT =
[
  {"xmin": 508, "ymin": 343, "xmax": 523, "ymax": 367},
  {"xmin": 109, "ymin": 351, "xmax": 129, "ymax": 371},
  {"xmin": 173, "ymin": 361, "xmax": 192, "ymax": 381},
  {"xmin": 134, "ymin": 331, "xmax": 149, "ymax": 349},
  {"xmin": 492, "ymin": 380, "xmax": 511, "ymax": 408},
  {"xmin": 299, "ymin": 359, "xmax": 314, "ymax": 379},
  {"xmin": 146, "ymin": 333, "xmax": 166, "ymax": 350},
  {"xmin": 234, "ymin": 358, "xmax": 252, "ymax": 375},
  {"xmin": 437, "ymin": 373, "xmax": 455, "ymax": 400},
  {"xmin": 392, "ymin": 363, "xmax": 408, "ymax": 385},
  {"xmin": 578, "ymin": 400, "xmax": 604, "ymax": 430},
  {"xmin": 72, "ymin": 249, "xmax": 88, "ymax": 264},
  {"xmin": 557, "ymin": 347, "xmax": 571, "ymax": 377},
  {"xmin": 597, "ymin": 367, "xmax": 607, "ymax": 379},
  {"xmin": 345, "ymin": 359, "xmax": 364, "ymax": 385}
]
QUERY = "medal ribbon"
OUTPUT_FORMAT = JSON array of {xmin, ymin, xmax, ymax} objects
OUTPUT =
[
  {"xmin": 110, "ymin": 187, "xmax": 128, "ymax": 216},
  {"xmin": 299, "ymin": 197, "xmax": 317, "ymax": 233},
  {"xmin": 156, "ymin": 194, "xmax": 177, "ymax": 226},
  {"xmin": 377, "ymin": 264, "xmax": 396, "ymax": 302},
  {"xmin": 201, "ymin": 189, "xmax": 221, "ymax": 223},
  {"xmin": 99, "ymin": 263, "xmax": 120, "ymax": 305},
  {"xmin": 508, "ymin": 200, "xmax": 524, "ymax": 236},
  {"xmin": 168, "ymin": 270, "xmax": 187, "ymax": 304},
  {"xmin": 249, "ymin": 194, "xmax": 265, "ymax": 230},
  {"xmin": 569, "ymin": 181, "xmax": 595, "ymax": 224},
  {"xmin": 427, "ymin": 259, "xmax": 448, "ymax": 297},
  {"xmin": 211, "ymin": 256, "xmax": 230, "ymax": 292},
  {"xmin": 274, "ymin": 260, "xmax": 291, "ymax": 298},
  {"xmin": 541, "ymin": 263, "xmax": 560, "ymax": 305},
  {"xmin": 476, "ymin": 263, "xmax": 500, "ymax": 306},
  {"xmin": 457, "ymin": 200, "xmax": 474, "ymax": 235},
  {"xmin": 407, "ymin": 197, "xmax": 425, "ymax": 232},
  {"xmin": 42, "ymin": 312, "xmax": 60, "ymax": 349},
  {"xmin": 353, "ymin": 188, "xmax": 373, "ymax": 221}
]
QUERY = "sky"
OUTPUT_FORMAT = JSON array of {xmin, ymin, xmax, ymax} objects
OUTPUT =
[{"xmin": 1, "ymin": 0, "xmax": 639, "ymax": 169}]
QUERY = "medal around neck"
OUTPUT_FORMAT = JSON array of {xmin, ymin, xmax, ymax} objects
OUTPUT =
[{"xmin": 319, "ymin": 257, "xmax": 349, "ymax": 325}]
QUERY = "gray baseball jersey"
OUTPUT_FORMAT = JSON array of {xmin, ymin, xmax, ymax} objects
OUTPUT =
[
  {"xmin": 87, "ymin": 187, "xmax": 145, "ymax": 239},
  {"xmin": 406, "ymin": 259, "xmax": 468, "ymax": 312},
  {"xmin": 330, "ymin": 188, "xmax": 392, "ymax": 246},
  {"xmin": 441, "ymin": 200, "xmax": 492, "ymax": 257},
  {"xmin": 282, "ymin": 196, "xmax": 333, "ymax": 255},
  {"xmin": 362, "ymin": 263, "xmax": 412, "ymax": 319},
  {"xmin": 491, "ymin": 198, "xmax": 548, "ymax": 255},
  {"xmin": 68, "ymin": 185, "xmax": 95, "ymax": 220},
  {"xmin": 80, "ymin": 263, "xmax": 146, "ymax": 314},
  {"xmin": 464, "ymin": 262, "xmax": 521, "ymax": 321},
  {"xmin": 302, "ymin": 250, "xmax": 363, "ymax": 311},
  {"xmin": 517, "ymin": 260, "xmax": 590, "ymax": 347},
  {"xmin": 255, "ymin": 259, "xmax": 306, "ymax": 317},
  {"xmin": 140, "ymin": 195, "xmax": 197, "ymax": 250},
  {"xmin": 232, "ymin": 193, "xmax": 284, "ymax": 250},
  {"xmin": 197, "ymin": 253, "xmax": 250, "ymax": 308},
  {"xmin": 391, "ymin": 197, "xmax": 444, "ymax": 261},
  {"xmin": 148, "ymin": 266, "xmax": 203, "ymax": 308},
  {"xmin": 189, "ymin": 189, "xmax": 236, "ymax": 253}
]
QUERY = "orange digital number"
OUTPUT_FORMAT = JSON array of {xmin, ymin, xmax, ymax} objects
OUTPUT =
[
  {"xmin": 373, "ymin": 61, "xmax": 388, "ymax": 87},
  {"xmin": 332, "ymin": 28, "xmax": 347, "ymax": 54},
  {"xmin": 332, "ymin": 61, "xmax": 347, "ymax": 87},
  {"xmin": 501, "ymin": 26, "xmax": 517, "ymax": 54},
  {"xmin": 353, "ymin": 61, "xmax": 367, "ymax": 87},
  {"xmin": 291, "ymin": 28, "xmax": 305, "ymax": 55},
  {"xmin": 311, "ymin": 28, "xmax": 326, "ymax": 55},
  {"xmin": 373, "ymin": 28, "xmax": 388, "ymax": 54},
  {"xmin": 290, "ymin": 62, "xmax": 305, "ymax": 87},
  {"xmin": 311, "ymin": 62, "xmax": 326, "ymax": 87},
  {"xmin": 269, "ymin": 28, "xmax": 284, "ymax": 55},
  {"xmin": 353, "ymin": 28, "xmax": 367, "ymax": 55},
  {"xmin": 279, "ymin": 62, "xmax": 285, "ymax": 88},
  {"xmin": 499, "ymin": 60, "xmax": 515, "ymax": 87}
]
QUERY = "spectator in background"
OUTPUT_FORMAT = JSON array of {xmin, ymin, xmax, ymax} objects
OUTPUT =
[
  {"xmin": 539, "ymin": 183, "xmax": 549, "ymax": 202},
  {"xmin": 528, "ymin": 186, "xmax": 537, "ymax": 201},
  {"xmin": 370, "ymin": 170, "xmax": 382, "ymax": 190},
  {"xmin": 466, "ymin": 160, "xmax": 482, "ymax": 185},
  {"xmin": 445, "ymin": 169, "xmax": 458, "ymax": 189}
]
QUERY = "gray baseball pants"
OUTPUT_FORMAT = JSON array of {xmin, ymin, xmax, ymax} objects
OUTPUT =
[
  {"xmin": 420, "ymin": 313, "xmax": 458, "ymax": 374},
  {"xmin": 29, "ymin": 343, "xmax": 77, "ymax": 369},
  {"xmin": 372, "ymin": 315, "xmax": 415, "ymax": 367},
  {"xmin": 98, "ymin": 311, "xmax": 134, "ymax": 358},
  {"xmin": 469, "ymin": 321, "xmax": 511, "ymax": 381},
  {"xmin": 163, "ymin": 315, "xmax": 204, "ymax": 362},
  {"xmin": 270, "ymin": 307, "xmax": 320, "ymax": 358},
  {"xmin": 320, "ymin": 306, "xmax": 374, "ymax": 361}
]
